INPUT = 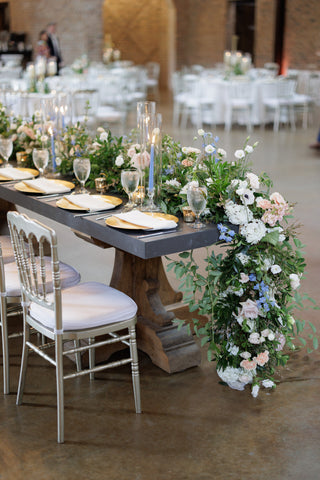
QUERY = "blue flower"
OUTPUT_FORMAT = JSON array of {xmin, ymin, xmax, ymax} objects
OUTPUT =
[{"xmin": 249, "ymin": 273, "xmax": 256, "ymax": 282}]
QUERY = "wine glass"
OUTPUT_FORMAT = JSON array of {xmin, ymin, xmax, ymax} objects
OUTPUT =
[
  {"xmin": 32, "ymin": 148, "xmax": 49, "ymax": 177},
  {"xmin": 121, "ymin": 169, "xmax": 140, "ymax": 211},
  {"xmin": 0, "ymin": 137, "xmax": 13, "ymax": 168},
  {"xmin": 187, "ymin": 185, "xmax": 207, "ymax": 229},
  {"xmin": 73, "ymin": 157, "xmax": 91, "ymax": 194}
]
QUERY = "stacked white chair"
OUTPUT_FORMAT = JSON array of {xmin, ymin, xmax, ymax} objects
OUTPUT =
[{"xmin": 8, "ymin": 211, "xmax": 141, "ymax": 443}]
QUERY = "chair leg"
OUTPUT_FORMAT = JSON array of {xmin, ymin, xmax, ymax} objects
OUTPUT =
[
  {"xmin": 16, "ymin": 321, "xmax": 30, "ymax": 405},
  {"xmin": 55, "ymin": 334, "xmax": 64, "ymax": 444},
  {"xmin": 88, "ymin": 337, "xmax": 95, "ymax": 381},
  {"xmin": 1, "ymin": 298, "xmax": 9, "ymax": 394},
  {"xmin": 74, "ymin": 340, "xmax": 82, "ymax": 372},
  {"xmin": 129, "ymin": 325, "xmax": 141, "ymax": 414}
]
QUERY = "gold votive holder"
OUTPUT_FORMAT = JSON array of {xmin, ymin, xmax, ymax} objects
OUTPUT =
[
  {"xmin": 182, "ymin": 206, "xmax": 195, "ymax": 223},
  {"xmin": 95, "ymin": 174, "xmax": 107, "ymax": 194},
  {"xmin": 16, "ymin": 151, "xmax": 28, "ymax": 167}
]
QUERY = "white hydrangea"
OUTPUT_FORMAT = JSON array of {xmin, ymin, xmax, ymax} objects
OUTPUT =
[
  {"xmin": 241, "ymin": 219, "xmax": 267, "ymax": 244},
  {"xmin": 262, "ymin": 379, "xmax": 275, "ymax": 388},
  {"xmin": 217, "ymin": 367, "xmax": 253, "ymax": 391},
  {"xmin": 225, "ymin": 200, "xmax": 253, "ymax": 225}
]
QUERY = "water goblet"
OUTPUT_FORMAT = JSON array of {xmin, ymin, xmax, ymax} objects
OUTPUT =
[
  {"xmin": 0, "ymin": 137, "xmax": 13, "ymax": 167},
  {"xmin": 73, "ymin": 157, "xmax": 91, "ymax": 194},
  {"xmin": 121, "ymin": 169, "xmax": 140, "ymax": 211},
  {"xmin": 187, "ymin": 185, "xmax": 207, "ymax": 229},
  {"xmin": 32, "ymin": 148, "xmax": 49, "ymax": 177}
]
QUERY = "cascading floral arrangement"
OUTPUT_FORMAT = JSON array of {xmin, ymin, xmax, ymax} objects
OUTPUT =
[{"xmin": 166, "ymin": 130, "xmax": 318, "ymax": 397}]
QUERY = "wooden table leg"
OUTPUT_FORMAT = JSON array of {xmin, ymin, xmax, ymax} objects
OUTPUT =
[{"xmin": 110, "ymin": 249, "xmax": 201, "ymax": 373}]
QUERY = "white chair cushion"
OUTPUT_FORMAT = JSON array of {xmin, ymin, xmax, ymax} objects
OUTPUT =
[
  {"xmin": 29, "ymin": 282, "xmax": 138, "ymax": 331},
  {"xmin": 0, "ymin": 235, "xmax": 15, "ymax": 264},
  {"xmin": 4, "ymin": 257, "xmax": 80, "ymax": 297}
]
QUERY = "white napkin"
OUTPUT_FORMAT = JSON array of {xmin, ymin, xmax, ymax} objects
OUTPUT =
[
  {"xmin": 23, "ymin": 178, "xmax": 71, "ymax": 194},
  {"xmin": 0, "ymin": 167, "xmax": 34, "ymax": 180},
  {"xmin": 113, "ymin": 211, "xmax": 177, "ymax": 230},
  {"xmin": 63, "ymin": 194, "xmax": 115, "ymax": 212}
]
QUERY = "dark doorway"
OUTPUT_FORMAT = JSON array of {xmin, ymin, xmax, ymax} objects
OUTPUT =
[
  {"xmin": 235, "ymin": 0, "xmax": 255, "ymax": 61},
  {"xmin": 0, "ymin": 2, "xmax": 9, "ymax": 32}
]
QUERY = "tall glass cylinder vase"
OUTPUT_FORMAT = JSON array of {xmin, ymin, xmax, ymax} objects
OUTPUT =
[{"xmin": 139, "ymin": 112, "xmax": 162, "ymax": 212}]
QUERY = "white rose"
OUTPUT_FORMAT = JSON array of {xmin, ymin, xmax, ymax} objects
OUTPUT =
[
  {"xmin": 241, "ymin": 220, "xmax": 267, "ymax": 244},
  {"xmin": 99, "ymin": 132, "xmax": 108, "ymax": 142},
  {"xmin": 225, "ymin": 200, "xmax": 253, "ymax": 225},
  {"xmin": 115, "ymin": 155, "xmax": 124, "ymax": 167},
  {"xmin": 289, "ymin": 273, "xmax": 300, "ymax": 290},
  {"xmin": 262, "ymin": 379, "xmax": 275, "ymax": 388},
  {"xmin": 246, "ymin": 172, "xmax": 260, "ymax": 190},
  {"xmin": 271, "ymin": 264, "xmax": 282, "ymax": 274},
  {"xmin": 251, "ymin": 385, "xmax": 260, "ymax": 398}
]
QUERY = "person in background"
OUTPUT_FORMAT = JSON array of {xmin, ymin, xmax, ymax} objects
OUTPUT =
[
  {"xmin": 35, "ymin": 30, "xmax": 50, "ymax": 58},
  {"xmin": 46, "ymin": 22, "xmax": 63, "ymax": 73}
]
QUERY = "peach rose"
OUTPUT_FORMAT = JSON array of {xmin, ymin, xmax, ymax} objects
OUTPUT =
[
  {"xmin": 131, "ymin": 151, "xmax": 150, "ymax": 170},
  {"xmin": 181, "ymin": 158, "xmax": 194, "ymax": 167},
  {"xmin": 239, "ymin": 299, "xmax": 259, "ymax": 319},
  {"xmin": 270, "ymin": 192, "xmax": 286, "ymax": 205},
  {"xmin": 240, "ymin": 359, "xmax": 257, "ymax": 371},
  {"xmin": 254, "ymin": 350, "xmax": 269, "ymax": 366},
  {"xmin": 256, "ymin": 197, "xmax": 272, "ymax": 210}
]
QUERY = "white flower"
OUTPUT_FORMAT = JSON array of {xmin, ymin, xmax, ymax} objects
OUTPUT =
[
  {"xmin": 217, "ymin": 367, "xmax": 252, "ymax": 391},
  {"xmin": 40, "ymin": 135, "xmax": 48, "ymax": 143},
  {"xmin": 55, "ymin": 156, "xmax": 62, "ymax": 166},
  {"xmin": 240, "ymin": 351, "xmax": 251, "ymax": 359},
  {"xmin": 234, "ymin": 149, "xmax": 245, "ymax": 159},
  {"xmin": 99, "ymin": 132, "xmax": 108, "ymax": 141},
  {"xmin": 261, "ymin": 329, "xmax": 270, "ymax": 337},
  {"xmin": 115, "ymin": 155, "xmax": 124, "ymax": 167},
  {"xmin": 234, "ymin": 314, "xmax": 244, "ymax": 326},
  {"xmin": 262, "ymin": 379, "xmax": 275, "ymax": 388},
  {"xmin": 182, "ymin": 146, "xmax": 201, "ymax": 155},
  {"xmin": 245, "ymin": 145, "xmax": 254, "ymax": 154},
  {"xmin": 240, "ymin": 189, "xmax": 255, "ymax": 206},
  {"xmin": 262, "ymin": 257, "xmax": 274, "ymax": 272},
  {"xmin": 227, "ymin": 343, "xmax": 239, "ymax": 356},
  {"xmin": 205, "ymin": 144, "xmax": 215, "ymax": 154},
  {"xmin": 34, "ymin": 110, "xmax": 42, "ymax": 118},
  {"xmin": 279, "ymin": 234, "xmax": 286, "ymax": 243},
  {"xmin": 271, "ymin": 264, "xmax": 282, "ymax": 274},
  {"xmin": 225, "ymin": 200, "xmax": 253, "ymax": 225},
  {"xmin": 240, "ymin": 273, "xmax": 249, "ymax": 283},
  {"xmin": 10, "ymin": 123, "xmax": 17, "ymax": 130},
  {"xmin": 289, "ymin": 273, "xmax": 300, "ymax": 290},
  {"xmin": 248, "ymin": 332, "xmax": 261, "ymax": 344},
  {"xmin": 236, "ymin": 252, "xmax": 250, "ymax": 265},
  {"xmin": 206, "ymin": 177, "xmax": 214, "ymax": 186},
  {"xmin": 197, "ymin": 128, "xmax": 205, "ymax": 136},
  {"xmin": 234, "ymin": 180, "xmax": 248, "ymax": 195},
  {"xmin": 97, "ymin": 127, "xmax": 105, "ymax": 133},
  {"xmin": 288, "ymin": 315, "xmax": 295, "ymax": 325},
  {"xmin": 268, "ymin": 331, "xmax": 275, "ymax": 341},
  {"xmin": 241, "ymin": 220, "xmax": 267, "ymax": 244},
  {"xmin": 251, "ymin": 384, "xmax": 260, "ymax": 398},
  {"xmin": 179, "ymin": 180, "xmax": 199, "ymax": 195},
  {"xmin": 217, "ymin": 148, "xmax": 227, "ymax": 158},
  {"xmin": 246, "ymin": 172, "xmax": 260, "ymax": 190},
  {"xmin": 165, "ymin": 178, "xmax": 181, "ymax": 188}
]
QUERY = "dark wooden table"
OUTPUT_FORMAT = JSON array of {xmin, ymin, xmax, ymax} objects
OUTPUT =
[{"xmin": 0, "ymin": 182, "xmax": 220, "ymax": 373}]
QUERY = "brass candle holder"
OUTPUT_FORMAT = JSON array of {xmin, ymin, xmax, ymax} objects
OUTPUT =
[
  {"xmin": 16, "ymin": 152, "xmax": 28, "ymax": 167},
  {"xmin": 94, "ymin": 173, "xmax": 107, "ymax": 194},
  {"xmin": 182, "ymin": 206, "xmax": 195, "ymax": 223}
]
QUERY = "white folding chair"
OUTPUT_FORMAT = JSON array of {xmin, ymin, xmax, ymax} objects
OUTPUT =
[
  {"xmin": 8, "ymin": 211, "xmax": 141, "ymax": 443},
  {"xmin": 0, "ymin": 234, "xmax": 81, "ymax": 395},
  {"xmin": 224, "ymin": 80, "xmax": 254, "ymax": 132}
]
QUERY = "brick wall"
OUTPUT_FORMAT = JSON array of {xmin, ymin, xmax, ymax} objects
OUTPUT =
[{"xmin": 7, "ymin": 0, "xmax": 320, "ymax": 81}]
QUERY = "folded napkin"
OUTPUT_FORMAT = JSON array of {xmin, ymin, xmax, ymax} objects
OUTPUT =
[
  {"xmin": 113, "ymin": 211, "xmax": 177, "ymax": 230},
  {"xmin": 23, "ymin": 178, "xmax": 71, "ymax": 194},
  {"xmin": 63, "ymin": 194, "xmax": 115, "ymax": 212},
  {"xmin": 0, "ymin": 167, "xmax": 34, "ymax": 180}
]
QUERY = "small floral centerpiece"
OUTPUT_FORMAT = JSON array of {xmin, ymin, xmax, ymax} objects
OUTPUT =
[
  {"xmin": 0, "ymin": 103, "xmax": 22, "ymax": 161},
  {"xmin": 16, "ymin": 111, "xmax": 51, "ymax": 167},
  {"xmin": 71, "ymin": 54, "xmax": 89, "ymax": 75},
  {"xmin": 167, "ymin": 130, "xmax": 318, "ymax": 397},
  {"xmin": 55, "ymin": 121, "xmax": 92, "ymax": 176}
]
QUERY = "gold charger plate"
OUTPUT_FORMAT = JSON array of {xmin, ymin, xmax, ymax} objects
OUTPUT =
[
  {"xmin": 106, "ymin": 212, "xmax": 179, "ymax": 230},
  {"xmin": 0, "ymin": 168, "xmax": 39, "ymax": 182},
  {"xmin": 14, "ymin": 179, "xmax": 75, "ymax": 194},
  {"xmin": 56, "ymin": 195, "xmax": 122, "ymax": 211}
]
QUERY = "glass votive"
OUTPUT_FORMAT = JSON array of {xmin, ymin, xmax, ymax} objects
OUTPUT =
[
  {"xmin": 94, "ymin": 174, "xmax": 107, "ymax": 194},
  {"xmin": 16, "ymin": 151, "xmax": 28, "ymax": 167},
  {"xmin": 182, "ymin": 206, "xmax": 195, "ymax": 223}
]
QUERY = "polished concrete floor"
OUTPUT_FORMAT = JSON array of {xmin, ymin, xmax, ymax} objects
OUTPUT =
[{"xmin": 1, "ymin": 92, "xmax": 320, "ymax": 480}]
